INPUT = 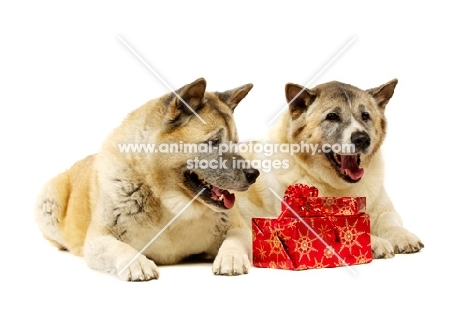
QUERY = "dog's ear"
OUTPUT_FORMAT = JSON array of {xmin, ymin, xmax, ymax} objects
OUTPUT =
[
  {"xmin": 367, "ymin": 79, "xmax": 398, "ymax": 110},
  {"xmin": 164, "ymin": 78, "xmax": 206, "ymax": 128},
  {"xmin": 215, "ymin": 83, "xmax": 253, "ymax": 111},
  {"xmin": 285, "ymin": 83, "xmax": 317, "ymax": 120}
]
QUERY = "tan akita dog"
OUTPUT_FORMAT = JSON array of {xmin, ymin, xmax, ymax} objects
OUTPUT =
[
  {"xmin": 236, "ymin": 79, "xmax": 424, "ymax": 258},
  {"xmin": 35, "ymin": 78, "xmax": 259, "ymax": 281}
]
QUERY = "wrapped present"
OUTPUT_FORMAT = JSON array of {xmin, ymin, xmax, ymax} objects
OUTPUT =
[{"xmin": 252, "ymin": 184, "xmax": 372, "ymax": 270}]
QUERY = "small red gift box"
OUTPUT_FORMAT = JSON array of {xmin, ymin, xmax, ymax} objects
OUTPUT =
[{"xmin": 252, "ymin": 184, "xmax": 372, "ymax": 270}]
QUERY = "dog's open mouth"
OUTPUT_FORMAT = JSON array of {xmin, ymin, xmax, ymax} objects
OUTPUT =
[
  {"xmin": 184, "ymin": 171, "xmax": 235, "ymax": 209},
  {"xmin": 326, "ymin": 151, "xmax": 364, "ymax": 183}
]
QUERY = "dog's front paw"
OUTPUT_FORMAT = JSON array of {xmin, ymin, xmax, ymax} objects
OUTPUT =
[
  {"xmin": 116, "ymin": 254, "xmax": 159, "ymax": 281},
  {"xmin": 371, "ymin": 235, "xmax": 395, "ymax": 259},
  {"xmin": 212, "ymin": 252, "xmax": 250, "ymax": 276},
  {"xmin": 384, "ymin": 227, "xmax": 424, "ymax": 254}
]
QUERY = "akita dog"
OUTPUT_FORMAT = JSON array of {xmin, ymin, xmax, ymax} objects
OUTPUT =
[
  {"xmin": 35, "ymin": 78, "xmax": 260, "ymax": 281},
  {"xmin": 236, "ymin": 79, "xmax": 424, "ymax": 259}
]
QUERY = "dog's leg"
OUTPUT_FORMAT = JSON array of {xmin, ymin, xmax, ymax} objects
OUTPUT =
[
  {"xmin": 84, "ymin": 224, "xmax": 159, "ymax": 281},
  {"xmin": 370, "ymin": 188, "xmax": 424, "ymax": 258},
  {"xmin": 213, "ymin": 210, "xmax": 251, "ymax": 275},
  {"xmin": 35, "ymin": 173, "xmax": 70, "ymax": 250}
]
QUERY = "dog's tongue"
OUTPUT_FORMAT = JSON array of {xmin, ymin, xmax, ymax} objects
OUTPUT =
[
  {"xmin": 340, "ymin": 155, "xmax": 364, "ymax": 180},
  {"xmin": 211, "ymin": 186, "xmax": 235, "ymax": 209}
]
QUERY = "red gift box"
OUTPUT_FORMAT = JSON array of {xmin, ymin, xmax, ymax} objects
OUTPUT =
[{"xmin": 252, "ymin": 184, "xmax": 372, "ymax": 270}]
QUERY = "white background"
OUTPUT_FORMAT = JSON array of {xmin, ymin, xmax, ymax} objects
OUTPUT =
[{"xmin": 1, "ymin": 1, "xmax": 466, "ymax": 310}]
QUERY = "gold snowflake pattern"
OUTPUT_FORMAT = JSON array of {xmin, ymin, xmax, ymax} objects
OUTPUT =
[
  {"xmin": 276, "ymin": 225, "xmax": 292, "ymax": 242},
  {"xmin": 269, "ymin": 261, "xmax": 277, "ymax": 269},
  {"xmin": 322, "ymin": 197, "xmax": 336, "ymax": 213},
  {"xmin": 255, "ymin": 245, "xmax": 267, "ymax": 261},
  {"xmin": 318, "ymin": 223, "xmax": 332, "ymax": 239},
  {"xmin": 362, "ymin": 213, "xmax": 370, "ymax": 226},
  {"xmin": 323, "ymin": 245, "xmax": 334, "ymax": 259},
  {"xmin": 337, "ymin": 218, "xmax": 365, "ymax": 253},
  {"xmin": 323, "ymin": 197, "xmax": 335, "ymax": 207},
  {"xmin": 265, "ymin": 232, "xmax": 286, "ymax": 261},
  {"xmin": 278, "ymin": 262, "xmax": 290, "ymax": 270},
  {"xmin": 334, "ymin": 258, "xmax": 347, "ymax": 267},
  {"xmin": 312, "ymin": 257, "xmax": 329, "ymax": 269},
  {"xmin": 293, "ymin": 230, "xmax": 318, "ymax": 261},
  {"xmin": 339, "ymin": 201, "xmax": 354, "ymax": 216},
  {"xmin": 353, "ymin": 249, "xmax": 371, "ymax": 264},
  {"xmin": 284, "ymin": 219, "xmax": 300, "ymax": 231}
]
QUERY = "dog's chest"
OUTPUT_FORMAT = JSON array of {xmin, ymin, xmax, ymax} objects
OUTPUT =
[{"xmin": 107, "ymin": 179, "xmax": 230, "ymax": 264}]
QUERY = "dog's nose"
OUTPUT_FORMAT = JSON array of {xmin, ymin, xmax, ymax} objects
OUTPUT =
[
  {"xmin": 244, "ymin": 168, "xmax": 260, "ymax": 184},
  {"xmin": 351, "ymin": 131, "xmax": 371, "ymax": 151}
]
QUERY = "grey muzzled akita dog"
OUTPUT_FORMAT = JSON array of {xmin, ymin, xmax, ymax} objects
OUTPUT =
[{"xmin": 236, "ymin": 79, "xmax": 424, "ymax": 259}]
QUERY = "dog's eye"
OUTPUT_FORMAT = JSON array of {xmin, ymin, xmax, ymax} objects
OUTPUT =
[
  {"xmin": 325, "ymin": 113, "xmax": 340, "ymax": 122},
  {"xmin": 361, "ymin": 112, "xmax": 370, "ymax": 121}
]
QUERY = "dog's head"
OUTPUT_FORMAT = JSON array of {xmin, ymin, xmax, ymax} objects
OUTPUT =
[
  {"xmin": 285, "ymin": 79, "xmax": 397, "ymax": 186},
  {"xmin": 151, "ymin": 78, "xmax": 259, "ymax": 212}
]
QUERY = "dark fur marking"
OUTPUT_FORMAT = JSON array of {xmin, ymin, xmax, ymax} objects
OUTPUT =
[
  {"xmin": 339, "ymin": 87, "xmax": 355, "ymax": 105},
  {"xmin": 219, "ymin": 113, "xmax": 232, "ymax": 137},
  {"xmin": 322, "ymin": 117, "xmax": 351, "ymax": 144},
  {"xmin": 292, "ymin": 125, "xmax": 305, "ymax": 139},
  {"xmin": 216, "ymin": 213, "xmax": 229, "ymax": 234},
  {"xmin": 116, "ymin": 230, "xmax": 127, "ymax": 241},
  {"xmin": 126, "ymin": 183, "xmax": 142, "ymax": 197},
  {"xmin": 204, "ymin": 98, "xmax": 234, "ymax": 140},
  {"xmin": 214, "ymin": 91, "xmax": 230, "ymax": 104},
  {"xmin": 380, "ymin": 118, "xmax": 387, "ymax": 133},
  {"xmin": 220, "ymin": 212, "xmax": 228, "ymax": 223},
  {"xmin": 113, "ymin": 213, "xmax": 121, "ymax": 226},
  {"xmin": 115, "ymin": 181, "xmax": 149, "ymax": 215},
  {"xmin": 123, "ymin": 197, "xmax": 145, "ymax": 214},
  {"xmin": 165, "ymin": 93, "xmax": 176, "ymax": 106},
  {"xmin": 42, "ymin": 199, "xmax": 59, "ymax": 213},
  {"xmin": 41, "ymin": 199, "xmax": 61, "ymax": 225},
  {"xmin": 328, "ymin": 107, "xmax": 342, "ymax": 114}
]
